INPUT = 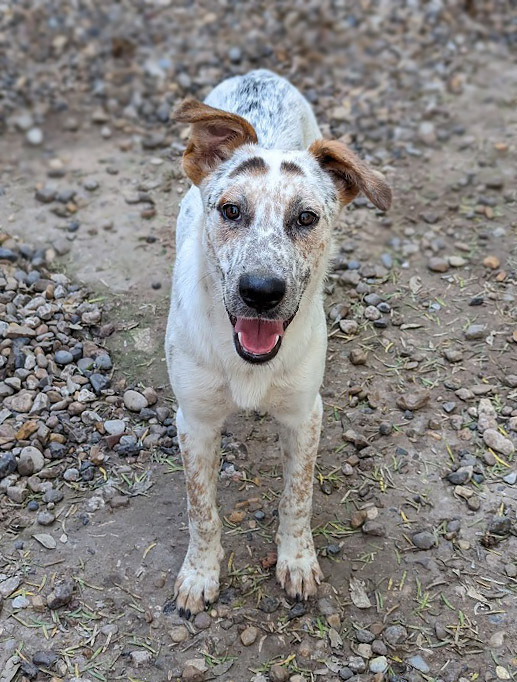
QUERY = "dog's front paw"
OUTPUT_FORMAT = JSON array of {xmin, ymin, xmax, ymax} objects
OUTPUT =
[
  {"xmin": 174, "ymin": 562, "xmax": 220, "ymax": 617},
  {"xmin": 276, "ymin": 546, "xmax": 323, "ymax": 601}
]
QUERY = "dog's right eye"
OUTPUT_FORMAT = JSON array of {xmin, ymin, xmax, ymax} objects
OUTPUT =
[{"xmin": 221, "ymin": 204, "xmax": 241, "ymax": 221}]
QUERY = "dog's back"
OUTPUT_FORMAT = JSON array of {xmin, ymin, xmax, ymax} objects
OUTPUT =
[{"xmin": 204, "ymin": 69, "xmax": 320, "ymax": 151}]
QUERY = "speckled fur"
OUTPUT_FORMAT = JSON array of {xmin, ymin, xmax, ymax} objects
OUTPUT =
[{"xmin": 166, "ymin": 70, "xmax": 391, "ymax": 616}]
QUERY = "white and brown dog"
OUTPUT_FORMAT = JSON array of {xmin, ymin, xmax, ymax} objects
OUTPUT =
[{"xmin": 166, "ymin": 70, "xmax": 391, "ymax": 617}]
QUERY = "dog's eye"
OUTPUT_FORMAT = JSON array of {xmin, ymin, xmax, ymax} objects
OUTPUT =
[
  {"xmin": 297, "ymin": 211, "xmax": 318, "ymax": 227},
  {"xmin": 221, "ymin": 203, "xmax": 241, "ymax": 221}
]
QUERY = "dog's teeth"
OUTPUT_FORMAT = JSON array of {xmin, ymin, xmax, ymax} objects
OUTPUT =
[{"xmin": 238, "ymin": 332, "xmax": 243, "ymax": 344}]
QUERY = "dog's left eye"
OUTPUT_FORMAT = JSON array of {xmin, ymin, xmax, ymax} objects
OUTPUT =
[
  {"xmin": 221, "ymin": 204, "xmax": 241, "ymax": 221},
  {"xmin": 297, "ymin": 211, "xmax": 319, "ymax": 227}
]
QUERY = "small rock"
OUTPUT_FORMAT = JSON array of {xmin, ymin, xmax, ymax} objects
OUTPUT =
[
  {"xmin": 193, "ymin": 611, "xmax": 211, "ymax": 630},
  {"xmin": 447, "ymin": 466, "xmax": 473, "ymax": 486},
  {"xmin": 18, "ymin": 446, "xmax": 45, "ymax": 476},
  {"xmin": 123, "ymin": 390, "xmax": 149, "ymax": 412},
  {"xmin": 489, "ymin": 631, "xmax": 505, "ymax": 648},
  {"xmin": 37, "ymin": 511, "xmax": 55, "ymax": 526},
  {"xmin": 349, "ymin": 348, "xmax": 367, "ymax": 365},
  {"xmin": 347, "ymin": 656, "xmax": 366, "ymax": 674},
  {"xmin": 47, "ymin": 579, "xmax": 74, "ymax": 609},
  {"xmin": 0, "ymin": 575, "xmax": 22, "ymax": 598},
  {"xmin": 369, "ymin": 656, "xmax": 388, "ymax": 673},
  {"xmin": 26, "ymin": 127, "xmax": 44, "ymax": 145},
  {"xmin": 384, "ymin": 624, "xmax": 408, "ymax": 646},
  {"xmin": 396, "ymin": 390, "xmax": 429, "ymax": 412},
  {"xmin": 503, "ymin": 471, "xmax": 517, "ymax": 485},
  {"xmin": 339, "ymin": 319, "xmax": 358, "ymax": 335},
  {"xmin": 408, "ymin": 655, "xmax": 430, "ymax": 673},
  {"xmin": 55, "ymin": 350, "xmax": 74, "ymax": 365},
  {"xmin": 444, "ymin": 349, "xmax": 463, "ymax": 363},
  {"xmin": 418, "ymin": 121, "xmax": 436, "ymax": 145},
  {"xmin": 170, "ymin": 625, "xmax": 189, "ymax": 642},
  {"xmin": 130, "ymin": 650, "xmax": 153, "ymax": 667},
  {"xmin": 0, "ymin": 453, "xmax": 18, "ymax": 479},
  {"xmin": 464, "ymin": 324, "xmax": 486, "ymax": 340},
  {"xmin": 32, "ymin": 650, "xmax": 57, "ymax": 668},
  {"xmin": 241, "ymin": 626, "xmax": 259, "ymax": 646},
  {"xmin": 496, "ymin": 666, "xmax": 511, "ymax": 680},
  {"xmin": 483, "ymin": 429, "xmax": 514, "ymax": 457},
  {"xmin": 483, "ymin": 255, "xmax": 500, "ymax": 270},
  {"xmin": 412, "ymin": 531, "xmax": 436, "ymax": 550},
  {"xmin": 270, "ymin": 664, "xmax": 289, "ymax": 682},
  {"xmin": 428, "ymin": 257, "xmax": 449, "ymax": 272}
]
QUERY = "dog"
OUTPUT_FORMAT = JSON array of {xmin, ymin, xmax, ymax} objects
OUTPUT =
[{"xmin": 166, "ymin": 69, "xmax": 391, "ymax": 617}]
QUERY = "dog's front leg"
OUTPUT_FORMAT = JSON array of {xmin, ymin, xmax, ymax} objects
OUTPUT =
[
  {"xmin": 174, "ymin": 407, "xmax": 224, "ymax": 617},
  {"xmin": 275, "ymin": 394, "xmax": 324, "ymax": 600}
]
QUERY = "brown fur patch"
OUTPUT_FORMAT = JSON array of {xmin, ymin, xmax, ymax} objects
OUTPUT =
[
  {"xmin": 174, "ymin": 98, "xmax": 258, "ymax": 185},
  {"xmin": 309, "ymin": 139, "xmax": 391, "ymax": 211},
  {"xmin": 280, "ymin": 160, "xmax": 304, "ymax": 176},
  {"xmin": 229, "ymin": 156, "xmax": 268, "ymax": 178}
]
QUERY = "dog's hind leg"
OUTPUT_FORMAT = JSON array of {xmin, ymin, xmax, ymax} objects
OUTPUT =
[
  {"xmin": 174, "ymin": 407, "xmax": 225, "ymax": 617},
  {"xmin": 275, "ymin": 394, "xmax": 324, "ymax": 600}
]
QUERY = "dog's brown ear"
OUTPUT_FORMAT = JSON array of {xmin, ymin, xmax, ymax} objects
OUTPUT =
[
  {"xmin": 174, "ymin": 98, "xmax": 258, "ymax": 185},
  {"xmin": 309, "ymin": 139, "xmax": 391, "ymax": 211}
]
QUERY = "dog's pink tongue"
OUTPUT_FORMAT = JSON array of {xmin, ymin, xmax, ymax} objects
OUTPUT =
[{"xmin": 235, "ymin": 318, "xmax": 284, "ymax": 355}]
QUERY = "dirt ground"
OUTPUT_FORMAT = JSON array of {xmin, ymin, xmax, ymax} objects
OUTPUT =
[{"xmin": 1, "ymin": 2, "xmax": 517, "ymax": 682}]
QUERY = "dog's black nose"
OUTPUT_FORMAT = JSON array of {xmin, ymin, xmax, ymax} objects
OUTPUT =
[{"xmin": 239, "ymin": 273, "xmax": 286, "ymax": 311}]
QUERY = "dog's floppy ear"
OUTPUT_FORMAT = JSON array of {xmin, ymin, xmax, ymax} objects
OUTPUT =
[
  {"xmin": 174, "ymin": 98, "xmax": 258, "ymax": 185},
  {"xmin": 308, "ymin": 139, "xmax": 391, "ymax": 211}
]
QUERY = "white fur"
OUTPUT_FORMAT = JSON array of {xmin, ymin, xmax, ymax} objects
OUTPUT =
[{"xmin": 166, "ymin": 70, "xmax": 331, "ymax": 615}]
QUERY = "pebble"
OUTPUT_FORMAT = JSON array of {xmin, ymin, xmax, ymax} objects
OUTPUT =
[
  {"xmin": 129, "ymin": 650, "xmax": 153, "ymax": 667},
  {"xmin": 339, "ymin": 319, "xmax": 358, "ymax": 335},
  {"xmin": 464, "ymin": 324, "xmax": 486, "ymax": 340},
  {"xmin": 447, "ymin": 466, "xmax": 473, "ymax": 485},
  {"xmin": 123, "ymin": 389, "xmax": 149, "ymax": 412},
  {"xmin": 502, "ymin": 471, "xmax": 516, "ymax": 485},
  {"xmin": 412, "ymin": 531, "xmax": 436, "ymax": 550},
  {"xmin": 396, "ymin": 390, "xmax": 429, "ymax": 411},
  {"xmin": 349, "ymin": 348, "xmax": 367, "ymax": 365},
  {"xmin": 193, "ymin": 611, "xmax": 211, "ymax": 629},
  {"xmin": 270, "ymin": 664, "xmax": 289, "ymax": 682},
  {"xmin": 428, "ymin": 257, "xmax": 449, "ymax": 272},
  {"xmin": 32, "ymin": 650, "xmax": 57, "ymax": 668},
  {"xmin": 104, "ymin": 419, "xmax": 126, "ymax": 435},
  {"xmin": 408, "ymin": 655, "xmax": 430, "ymax": 673},
  {"xmin": 17, "ymin": 446, "xmax": 45, "ymax": 475},
  {"xmin": 418, "ymin": 121, "xmax": 436, "ymax": 145},
  {"xmin": 347, "ymin": 656, "xmax": 366, "ymax": 673},
  {"xmin": 0, "ymin": 575, "xmax": 22, "ymax": 598},
  {"xmin": 483, "ymin": 255, "xmax": 500, "ymax": 269},
  {"xmin": 47, "ymin": 579, "xmax": 74, "ymax": 609},
  {"xmin": 37, "ymin": 511, "xmax": 55, "ymax": 526},
  {"xmin": 383, "ymin": 624, "xmax": 408, "ymax": 646},
  {"xmin": 0, "ymin": 453, "xmax": 18, "ymax": 479},
  {"xmin": 55, "ymin": 350, "xmax": 74, "ymax": 365},
  {"xmin": 170, "ymin": 625, "xmax": 189, "ymax": 643},
  {"xmin": 369, "ymin": 656, "xmax": 388, "ymax": 673},
  {"xmin": 26, "ymin": 127, "xmax": 43, "ymax": 145},
  {"xmin": 483, "ymin": 429, "xmax": 514, "ymax": 457},
  {"xmin": 241, "ymin": 626, "xmax": 259, "ymax": 646}
]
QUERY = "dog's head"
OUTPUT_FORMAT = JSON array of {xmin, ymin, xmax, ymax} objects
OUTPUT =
[{"xmin": 175, "ymin": 98, "xmax": 391, "ymax": 364}]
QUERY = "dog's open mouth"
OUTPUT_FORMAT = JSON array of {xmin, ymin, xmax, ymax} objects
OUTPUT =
[{"xmin": 229, "ymin": 315, "xmax": 293, "ymax": 364}]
